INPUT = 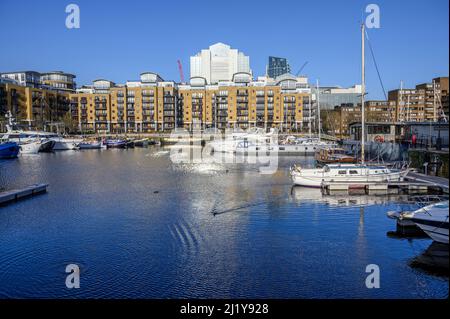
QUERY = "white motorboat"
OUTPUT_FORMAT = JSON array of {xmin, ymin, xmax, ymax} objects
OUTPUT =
[
  {"xmin": 277, "ymin": 137, "xmax": 336, "ymax": 155},
  {"xmin": 2, "ymin": 112, "xmax": 80, "ymax": 151},
  {"xmin": 19, "ymin": 139, "xmax": 42, "ymax": 154},
  {"xmin": 51, "ymin": 137, "xmax": 82, "ymax": 150},
  {"xmin": 290, "ymin": 163, "xmax": 409, "ymax": 187},
  {"xmin": 402, "ymin": 201, "xmax": 449, "ymax": 244},
  {"xmin": 209, "ymin": 128, "xmax": 274, "ymax": 154},
  {"xmin": 2, "ymin": 132, "xmax": 56, "ymax": 153},
  {"xmin": 6, "ymin": 132, "xmax": 80, "ymax": 150},
  {"xmin": 210, "ymin": 138, "xmax": 242, "ymax": 153}
]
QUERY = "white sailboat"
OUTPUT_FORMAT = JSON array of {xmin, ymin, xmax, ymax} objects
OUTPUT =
[
  {"xmin": 290, "ymin": 163, "xmax": 408, "ymax": 187},
  {"xmin": 291, "ymin": 23, "xmax": 409, "ymax": 187}
]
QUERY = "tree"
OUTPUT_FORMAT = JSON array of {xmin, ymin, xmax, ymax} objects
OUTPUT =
[{"xmin": 62, "ymin": 111, "xmax": 78, "ymax": 134}]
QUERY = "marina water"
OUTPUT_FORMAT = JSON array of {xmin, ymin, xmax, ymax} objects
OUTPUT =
[{"xmin": 0, "ymin": 148, "xmax": 448, "ymax": 298}]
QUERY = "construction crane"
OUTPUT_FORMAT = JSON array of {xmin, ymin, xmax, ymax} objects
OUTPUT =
[
  {"xmin": 177, "ymin": 60, "xmax": 185, "ymax": 83},
  {"xmin": 295, "ymin": 61, "xmax": 308, "ymax": 76}
]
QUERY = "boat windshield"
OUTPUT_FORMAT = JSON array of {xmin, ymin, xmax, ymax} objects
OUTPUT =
[{"xmin": 434, "ymin": 201, "xmax": 449, "ymax": 209}]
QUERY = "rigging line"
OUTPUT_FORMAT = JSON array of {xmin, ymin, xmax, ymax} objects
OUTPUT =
[{"xmin": 365, "ymin": 29, "xmax": 388, "ymax": 101}]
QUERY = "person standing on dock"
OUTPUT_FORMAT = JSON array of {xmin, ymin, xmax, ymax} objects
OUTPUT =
[{"xmin": 412, "ymin": 132, "xmax": 417, "ymax": 149}]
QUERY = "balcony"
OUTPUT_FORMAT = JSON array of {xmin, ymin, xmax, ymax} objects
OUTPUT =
[
  {"xmin": 237, "ymin": 117, "xmax": 249, "ymax": 122},
  {"xmin": 142, "ymin": 99, "xmax": 155, "ymax": 105},
  {"xmin": 143, "ymin": 110, "xmax": 154, "ymax": 116}
]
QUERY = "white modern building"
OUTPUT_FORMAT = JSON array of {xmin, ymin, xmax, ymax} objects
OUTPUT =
[
  {"xmin": 312, "ymin": 84, "xmax": 362, "ymax": 110},
  {"xmin": 190, "ymin": 42, "xmax": 251, "ymax": 84},
  {"xmin": 0, "ymin": 71, "xmax": 41, "ymax": 88}
]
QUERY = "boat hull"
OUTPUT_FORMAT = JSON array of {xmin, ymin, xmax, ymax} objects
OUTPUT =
[
  {"xmin": 78, "ymin": 142, "xmax": 102, "ymax": 150},
  {"xmin": 38, "ymin": 140, "xmax": 56, "ymax": 152},
  {"xmin": 234, "ymin": 143, "xmax": 337, "ymax": 156},
  {"xmin": 134, "ymin": 140, "xmax": 149, "ymax": 147},
  {"xmin": 19, "ymin": 141, "xmax": 41, "ymax": 154},
  {"xmin": 276, "ymin": 144, "xmax": 322, "ymax": 155},
  {"xmin": 53, "ymin": 141, "xmax": 80, "ymax": 150},
  {"xmin": 106, "ymin": 140, "xmax": 127, "ymax": 149},
  {"xmin": 0, "ymin": 142, "xmax": 20, "ymax": 159},
  {"xmin": 410, "ymin": 218, "xmax": 449, "ymax": 244}
]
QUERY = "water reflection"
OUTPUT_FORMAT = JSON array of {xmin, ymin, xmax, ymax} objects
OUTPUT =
[
  {"xmin": 410, "ymin": 242, "xmax": 449, "ymax": 277},
  {"xmin": 290, "ymin": 186, "xmax": 409, "ymax": 207}
]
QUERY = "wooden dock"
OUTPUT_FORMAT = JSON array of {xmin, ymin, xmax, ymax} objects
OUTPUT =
[
  {"xmin": 322, "ymin": 172, "xmax": 449, "ymax": 195},
  {"xmin": 0, "ymin": 184, "xmax": 48, "ymax": 206},
  {"xmin": 405, "ymin": 172, "xmax": 449, "ymax": 194}
]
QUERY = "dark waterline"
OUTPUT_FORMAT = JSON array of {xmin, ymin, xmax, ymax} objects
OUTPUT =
[{"xmin": 0, "ymin": 148, "xmax": 448, "ymax": 298}]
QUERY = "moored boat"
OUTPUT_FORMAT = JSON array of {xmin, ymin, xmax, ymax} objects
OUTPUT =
[
  {"xmin": 77, "ymin": 141, "xmax": 102, "ymax": 149},
  {"xmin": 106, "ymin": 139, "xmax": 127, "ymax": 149},
  {"xmin": 315, "ymin": 147, "xmax": 357, "ymax": 165},
  {"xmin": 291, "ymin": 24, "xmax": 410, "ymax": 187},
  {"xmin": 402, "ymin": 201, "xmax": 449, "ymax": 244},
  {"xmin": 52, "ymin": 137, "xmax": 82, "ymax": 150},
  {"xmin": 2, "ymin": 112, "xmax": 77, "ymax": 151},
  {"xmin": 210, "ymin": 128, "xmax": 276, "ymax": 154},
  {"xmin": 38, "ymin": 139, "xmax": 56, "ymax": 152},
  {"xmin": 290, "ymin": 163, "xmax": 409, "ymax": 188},
  {"xmin": 134, "ymin": 138, "xmax": 149, "ymax": 147},
  {"xmin": 19, "ymin": 139, "xmax": 41, "ymax": 154},
  {"xmin": 0, "ymin": 141, "xmax": 20, "ymax": 159}
]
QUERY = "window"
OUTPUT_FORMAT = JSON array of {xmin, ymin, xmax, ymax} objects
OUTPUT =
[
  {"xmin": 338, "ymin": 170, "xmax": 347, "ymax": 175},
  {"xmin": 349, "ymin": 170, "xmax": 358, "ymax": 175}
]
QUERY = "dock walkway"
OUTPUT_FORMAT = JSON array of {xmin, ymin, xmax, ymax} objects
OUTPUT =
[
  {"xmin": 0, "ymin": 184, "xmax": 48, "ymax": 206},
  {"xmin": 321, "ymin": 172, "xmax": 449, "ymax": 195},
  {"xmin": 405, "ymin": 172, "xmax": 449, "ymax": 193}
]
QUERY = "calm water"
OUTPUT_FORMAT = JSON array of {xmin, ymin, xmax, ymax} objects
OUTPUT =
[{"xmin": 0, "ymin": 148, "xmax": 448, "ymax": 299}]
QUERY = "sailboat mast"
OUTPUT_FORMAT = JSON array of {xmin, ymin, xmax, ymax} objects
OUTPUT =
[
  {"xmin": 361, "ymin": 23, "xmax": 365, "ymax": 164},
  {"xmin": 316, "ymin": 79, "xmax": 321, "ymax": 140}
]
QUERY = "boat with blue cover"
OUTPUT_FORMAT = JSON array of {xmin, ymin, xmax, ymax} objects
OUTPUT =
[
  {"xmin": 105, "ymin": 139, "xmax": 127, "ymax": 149},
  {"xmin": 0, "ymin": 142, "xmax": 20, "ymax": 159}
]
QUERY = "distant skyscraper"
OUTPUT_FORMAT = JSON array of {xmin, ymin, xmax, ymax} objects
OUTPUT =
[
  {"xmin": 190, "ymin": 43, "xmax": 251, "ymax": 84},
  {"xmin": 267, "ymin": 56, "xmax": 291, "ymax": 79}
]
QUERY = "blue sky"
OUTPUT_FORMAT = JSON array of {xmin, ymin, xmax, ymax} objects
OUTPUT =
[{"xmin": 0, "ymin": 0, "xmax": 448, "ymax": 99}]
